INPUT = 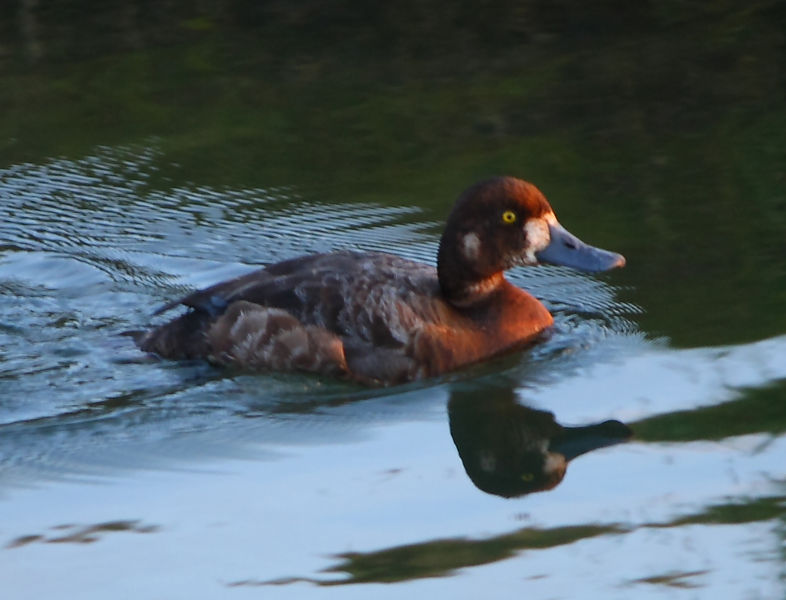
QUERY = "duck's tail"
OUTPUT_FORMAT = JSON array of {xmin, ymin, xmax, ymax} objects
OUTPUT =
[{"xmin": 135, "ymin": 310, "xmax": 214, "ymax": 360}]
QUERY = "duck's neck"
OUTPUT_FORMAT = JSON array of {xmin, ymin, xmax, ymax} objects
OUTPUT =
[
  {"xmin": 447, "ymin": 272, "xmax": 506, "ymax": 308},
  {"xmin": 437, "ymin": 235, "xmax": 505, "ymax": 308}
]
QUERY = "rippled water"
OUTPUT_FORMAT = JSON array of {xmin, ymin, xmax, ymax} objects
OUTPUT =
[
  {"xmin": 2, "ymin": 143, "xmax": 784, "ymax": 598},
  {"xmin": 0, "ymin": 145, "xmax": 637, "ymax": 474}
]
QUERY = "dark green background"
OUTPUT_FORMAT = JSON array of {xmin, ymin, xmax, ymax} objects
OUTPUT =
[{"xmin": 2, "ymin": 1, "xmax": 785, "ymax": 346}]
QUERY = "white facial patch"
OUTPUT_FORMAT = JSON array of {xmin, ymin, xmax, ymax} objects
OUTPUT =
[
  {"xmin": 522, "ymin": 217, "xmax": 552, "ymax": 264},
  {"xmin": 543, "ymin": 452, "xmax": 567, "ymax": 476},
  {"xmin": 460, "ymin": 232, "xmax": 481, "ymax": 261}
]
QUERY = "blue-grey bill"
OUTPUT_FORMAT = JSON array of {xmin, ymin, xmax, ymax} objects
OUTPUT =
[
  {"xmin": 549, "ymin": 420, "xmax": 632, "ymax": 461},
  {"xmin": 535, "ymin": 223, "xmax": 626, "ymax": 272}
]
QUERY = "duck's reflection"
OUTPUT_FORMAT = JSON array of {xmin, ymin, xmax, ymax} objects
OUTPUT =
[{"xmin": 448, "ymin": 385, "xmax": 631, "ymax": 497}]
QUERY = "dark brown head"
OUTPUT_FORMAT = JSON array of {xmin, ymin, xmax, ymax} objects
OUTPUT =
[{"xmin": 437, "ymin": 177, "xmax": 625, "ymax": 305}]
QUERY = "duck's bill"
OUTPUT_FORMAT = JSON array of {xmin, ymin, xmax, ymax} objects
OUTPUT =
[
  {"xmin": 535, "ymin": 223, "xmax": 625, "ymax": 272},
  {"xmin": 549, "ymin": 419, "xmax": 632, "ymax": 461}
]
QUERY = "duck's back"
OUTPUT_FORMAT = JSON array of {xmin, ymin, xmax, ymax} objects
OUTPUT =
[
  {"xmin": 188, "ymin": 250, "xmax": 441, "ymax": 339},
  {"xmin": 139, "ymin": 251, "xmax": 460, "ymax": 382}
]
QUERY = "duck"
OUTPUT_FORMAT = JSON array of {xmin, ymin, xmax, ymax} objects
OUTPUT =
[{"xmin": 137, "ymin": 176, "xmax": 625, "ymax": 384}]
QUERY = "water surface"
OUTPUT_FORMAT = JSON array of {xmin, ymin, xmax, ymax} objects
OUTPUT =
[{"xmin": 1, "ymin": 3, "xmax": 785, "ymax": 599}]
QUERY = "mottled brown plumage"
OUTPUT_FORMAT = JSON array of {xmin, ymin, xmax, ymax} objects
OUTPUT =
[{"xmin": 138, "ymin": 177, "xmax": 625, "ymax": 384}]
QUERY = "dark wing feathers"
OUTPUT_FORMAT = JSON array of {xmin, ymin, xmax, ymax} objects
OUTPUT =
[{"xmin": 151, "ymin": 250, "xmax": 442, "ymax": 348}]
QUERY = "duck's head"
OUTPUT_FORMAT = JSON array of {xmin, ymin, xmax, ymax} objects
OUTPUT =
[{"xmin": 437, "ymin": 177, "xmax": 625, "ymax": 305}]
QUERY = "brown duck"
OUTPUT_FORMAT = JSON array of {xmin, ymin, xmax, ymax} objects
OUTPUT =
[{"xmin": 137, "ymin": 177, "xmax": 625, "ymax": 384}]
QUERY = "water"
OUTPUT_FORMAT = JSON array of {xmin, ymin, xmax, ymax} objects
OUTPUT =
[{"xmin": 2, "ymin": 3, "xmax": 786, "ymax": 599}]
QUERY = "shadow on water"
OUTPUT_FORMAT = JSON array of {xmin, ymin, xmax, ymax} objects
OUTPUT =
[
  {"xmin": 448, "ymin": 383, "xmax": 631, "ymax": 498},
  {"xmin": 220, "ymin": 356, "xmax": 786, "ymax": 587},
  {"xmin": 232, "ymin": 374, "xmax": 786, "ymax": 587}
]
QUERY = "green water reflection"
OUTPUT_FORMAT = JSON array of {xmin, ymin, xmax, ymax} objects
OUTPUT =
[
  {"xmin": 5, "ymin": 520, "xmax": 159, "ymax": 549},
  {"xmin": 252, "ymin": 524, "xmax": 624, "ymax": 586},
  {"xmin": 2, "ymin": 1, "xmax": 784, "ymax": 350},
  {"xmin": 633, "ymin": 378, "xmax": 786, "ymax": 442},
  {"xmin": 237, "ymin": 495, "xmax": 785, "ymax": 586}
]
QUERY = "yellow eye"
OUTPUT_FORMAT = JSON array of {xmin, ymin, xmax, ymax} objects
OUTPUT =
[{"xmin": 502, "ymin": 210, "xmax": 517, "ymax": 224}]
